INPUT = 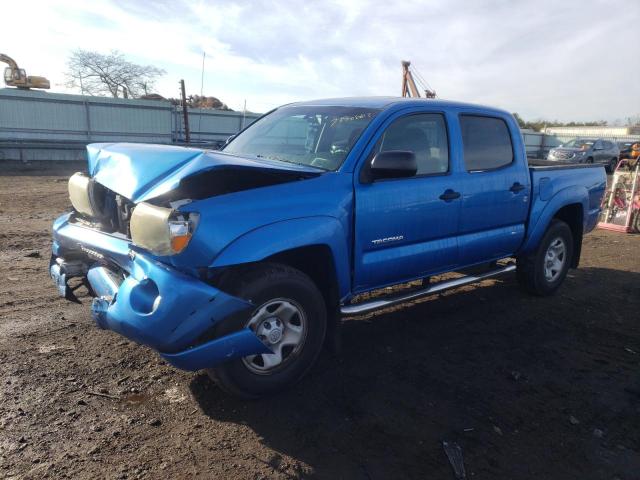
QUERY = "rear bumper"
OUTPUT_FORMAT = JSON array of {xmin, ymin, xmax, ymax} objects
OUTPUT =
[{"xmin": 51, "ymin": 212, "xmax": 271, "ymax": 371}]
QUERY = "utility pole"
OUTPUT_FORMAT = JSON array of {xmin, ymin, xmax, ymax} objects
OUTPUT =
[
  {"xmin": 200, "ymin": 52, "xmax": 206, "ymax": 98},
  {"xmin": 180, "ymin": 79, "xmax": 190, "ymax": 143},
  {"xmin": 198, "ymin": 51, "xmax": 205, "ymax": 141}
]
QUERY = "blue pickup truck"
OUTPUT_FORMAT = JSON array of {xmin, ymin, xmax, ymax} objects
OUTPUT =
[{"xmin": 50, "ymin": 97, "xmax": 606, "ymax": 397}]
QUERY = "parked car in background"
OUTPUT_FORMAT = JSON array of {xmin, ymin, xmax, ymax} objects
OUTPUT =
[
  {"xmin": 547, "ymin": 138, "xmax": 620, "ymax": 172},
  {"xmin": 618, "ymin": 141, "xmax": 640, "ymax": 161}
]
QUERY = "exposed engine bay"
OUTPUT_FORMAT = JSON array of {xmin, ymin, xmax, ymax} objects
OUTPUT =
[{"xmin": 68, "ymin": 163, "xmax": 320, "ymax": 238}]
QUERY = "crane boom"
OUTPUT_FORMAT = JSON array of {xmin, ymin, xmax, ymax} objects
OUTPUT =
[{"xmin": 401, "ymin": 60, "xmax": 435, "ymax": 99}]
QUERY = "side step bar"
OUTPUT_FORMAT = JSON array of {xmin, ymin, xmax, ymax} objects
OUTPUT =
[{"xmin": 340, "ymin": 264, "xmax": 516, "ymax": 316}]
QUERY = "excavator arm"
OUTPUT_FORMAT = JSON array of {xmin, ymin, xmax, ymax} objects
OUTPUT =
[
  {"xmin": 0, "ymin": 54, "xmax": 19, "ymax": 71},
  {"xmin": 1, "ymin": 53, "xmax": 50, "ymax": 89}
]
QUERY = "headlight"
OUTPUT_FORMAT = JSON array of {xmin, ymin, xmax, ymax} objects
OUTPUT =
[
  {"xmin": 68, "ymin": 172, "xmax": 95, "ymax": 216},
  {"xmin": 129, "ymin": 202, "xmax": 198, "ymax": 256}
]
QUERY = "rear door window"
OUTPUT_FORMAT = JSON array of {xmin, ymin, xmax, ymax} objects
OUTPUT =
[{"xmin": 460, "ymin": 115, "xmax": 514, "ymax": 171}]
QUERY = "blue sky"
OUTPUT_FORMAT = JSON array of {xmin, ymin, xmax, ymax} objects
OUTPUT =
[{"xmin": 2, "ymin": 0, "xmax": 639, "ymax": 121}]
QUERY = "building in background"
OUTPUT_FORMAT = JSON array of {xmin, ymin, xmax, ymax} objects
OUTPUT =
[{"xmin": 544, "ymin": 126, "xmax": 640, "ymax": 140}]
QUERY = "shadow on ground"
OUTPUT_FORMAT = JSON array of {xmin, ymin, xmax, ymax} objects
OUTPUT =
[{"xmin": 190, "ymin": 267, "xmax": 640, "ymax": 479}]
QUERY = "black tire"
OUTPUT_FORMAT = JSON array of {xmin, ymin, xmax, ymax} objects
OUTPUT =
[
  {"xmin": 586, "ymin": 157, "xmax": 594, "ymax": 164},
  {"xmin": 607, "ymin": 157, "xmax": 618, "ymax": 173},
  {"xmin": 516, "ymin": 219, "xmax": 574, "ymax": 296},
  {"xmin": 207, "ymin": 263, "xmax": 327, "ymax": 398}
]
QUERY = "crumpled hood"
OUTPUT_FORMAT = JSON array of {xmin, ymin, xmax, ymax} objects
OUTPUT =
[{"xmin": 87, "ymin": 143, "xmax": 322, "ymax": 203}]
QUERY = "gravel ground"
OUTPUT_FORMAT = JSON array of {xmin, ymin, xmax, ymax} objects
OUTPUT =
[{"xmin": 1, "ymin": 173, "xmax": 639, "ymax": 480}]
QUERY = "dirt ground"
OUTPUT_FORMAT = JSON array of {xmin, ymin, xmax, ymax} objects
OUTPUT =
[{"xmin": 1, "ymin": 173, "xmax": 639, "ymax": 480}]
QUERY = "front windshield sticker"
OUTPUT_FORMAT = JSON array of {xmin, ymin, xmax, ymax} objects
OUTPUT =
[{"xmin": 223, "ymin": 106, "xmax": 380, "ymax": 171}]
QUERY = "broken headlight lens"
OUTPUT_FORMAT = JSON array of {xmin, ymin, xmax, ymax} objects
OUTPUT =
[
  {"xmin": 68, "ymin": 172, "xmax": 95, "ymax": 216},
  {"xmin": 129, "ymin": 202, "xmax": 198, "ymax": 256},
  {"xmin": 168, "ymin": 220, "xmax": 191, "ymax": 253}
]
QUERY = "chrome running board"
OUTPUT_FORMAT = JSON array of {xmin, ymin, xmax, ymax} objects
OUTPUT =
[{"xmin": 340, "ymin": 264, "xmax": 516, "ymax": 316}]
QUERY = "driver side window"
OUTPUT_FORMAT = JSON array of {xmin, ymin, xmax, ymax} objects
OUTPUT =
[{"xmin": 373, "ymin": 113, "xmax": 449, "ymax": 175}]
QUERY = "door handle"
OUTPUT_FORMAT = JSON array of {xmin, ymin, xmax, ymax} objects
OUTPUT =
[
  {"xmin": 510, "ymin": 182, "xmax": 526, "ymax": 193},
  {"xmin": 439, "ymin": 189, "xmax": 461, "ymax": 202}
]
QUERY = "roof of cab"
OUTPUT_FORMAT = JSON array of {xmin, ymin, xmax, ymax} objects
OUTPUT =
[{"xmin": 291, "ymin": 96, "xmax": 509, "ymax": 116}]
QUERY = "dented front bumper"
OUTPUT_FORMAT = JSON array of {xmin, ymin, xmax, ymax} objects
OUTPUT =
[{"xmin": 51, "ymin": 212, "xmax": 271, "ymax": 371}]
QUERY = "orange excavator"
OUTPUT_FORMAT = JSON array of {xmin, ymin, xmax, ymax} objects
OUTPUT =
[
  {"xmin": 401, "ymin": 60, "xmax": 435, "ymax": 98},
  {"xmin": 1, "ymin": 53, "xmax": 50, "ymax": 89}
]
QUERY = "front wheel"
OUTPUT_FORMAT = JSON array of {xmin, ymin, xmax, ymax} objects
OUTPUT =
[
  {"xmin": 516, "ymin": 219, "xmax": 573, "ymax": 296},
  {"xmin": 607, "ymin": 157, "xmax": 618, "ymax": 173},
  {"xmin": 207, "ymin": 263, "xmax": 327, "ymax": 398}
]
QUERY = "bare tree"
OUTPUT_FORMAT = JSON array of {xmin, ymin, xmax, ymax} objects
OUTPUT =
[
  {"xmin": 65, "ymin": 49, "xmax": 165, "ymax": 98},
  {"xmin": 167, "ymin": 94, "xmax": 233, "ymax": 110},
  {"xmin": 626, "ymin": 115, "xmax": 640, "ymax": 127}
]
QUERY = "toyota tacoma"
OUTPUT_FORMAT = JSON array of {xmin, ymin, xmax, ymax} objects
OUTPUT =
[{"xmin": 50, "ymin": 97, "xmax": 607, "ymax": 397}]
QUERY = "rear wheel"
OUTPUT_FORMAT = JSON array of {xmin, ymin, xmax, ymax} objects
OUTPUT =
[
  {"xmin": 517, "ymin": 220, "xmax": 573, "ymax": 296},
  {"xmin": 207, "ymin": 263, "xmax": 327, "ymax": 398},
  {"xmin": 607, "ymin": 157, "xmax": 618, "ymax": 173}
]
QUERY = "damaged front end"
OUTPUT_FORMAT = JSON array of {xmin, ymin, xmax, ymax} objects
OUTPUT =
[
  {"xmin": 51, "ymin": 216, "xmax": 271, "ymax": 370},
  {"xmin": 49, "ymin": 143, "xmax": 320, "ymax": 370}
]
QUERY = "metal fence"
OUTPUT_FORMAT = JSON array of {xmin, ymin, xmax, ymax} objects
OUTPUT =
[
  {"xmin": 0, "ymin": 88, "xmax": 260, "ymax": 162},
  {"xmin": 521, "ymin": 131, "xmax": 566, "ymax": 158}
]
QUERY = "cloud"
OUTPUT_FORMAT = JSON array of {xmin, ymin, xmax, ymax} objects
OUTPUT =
[{"xmin": 1, "ymin": 0, "xmax": 639, "ymax": 121}]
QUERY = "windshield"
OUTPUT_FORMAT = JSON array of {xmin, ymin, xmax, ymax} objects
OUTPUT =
[
  {"xmin": 562, "ymin": 138, "xmax": 595, "ymax": 149},
  {"xmin": 223, "ymin": 105, "xmax": 380, "ymax": 170}
]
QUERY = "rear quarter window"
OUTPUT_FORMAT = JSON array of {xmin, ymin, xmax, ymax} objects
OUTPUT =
[{"xmin": 460, "ymin": 115, "xmax": 514, "ymax": 171}]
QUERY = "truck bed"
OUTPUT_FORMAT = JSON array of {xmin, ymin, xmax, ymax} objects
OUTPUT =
[{"xmin": 522, "ymin": 160, "xmax": 607, "ymax": 256}]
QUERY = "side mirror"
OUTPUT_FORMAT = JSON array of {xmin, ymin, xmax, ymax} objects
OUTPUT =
[{"xmin": 369, "ymin": 150, "xmax": 417, "ymax": 180}]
